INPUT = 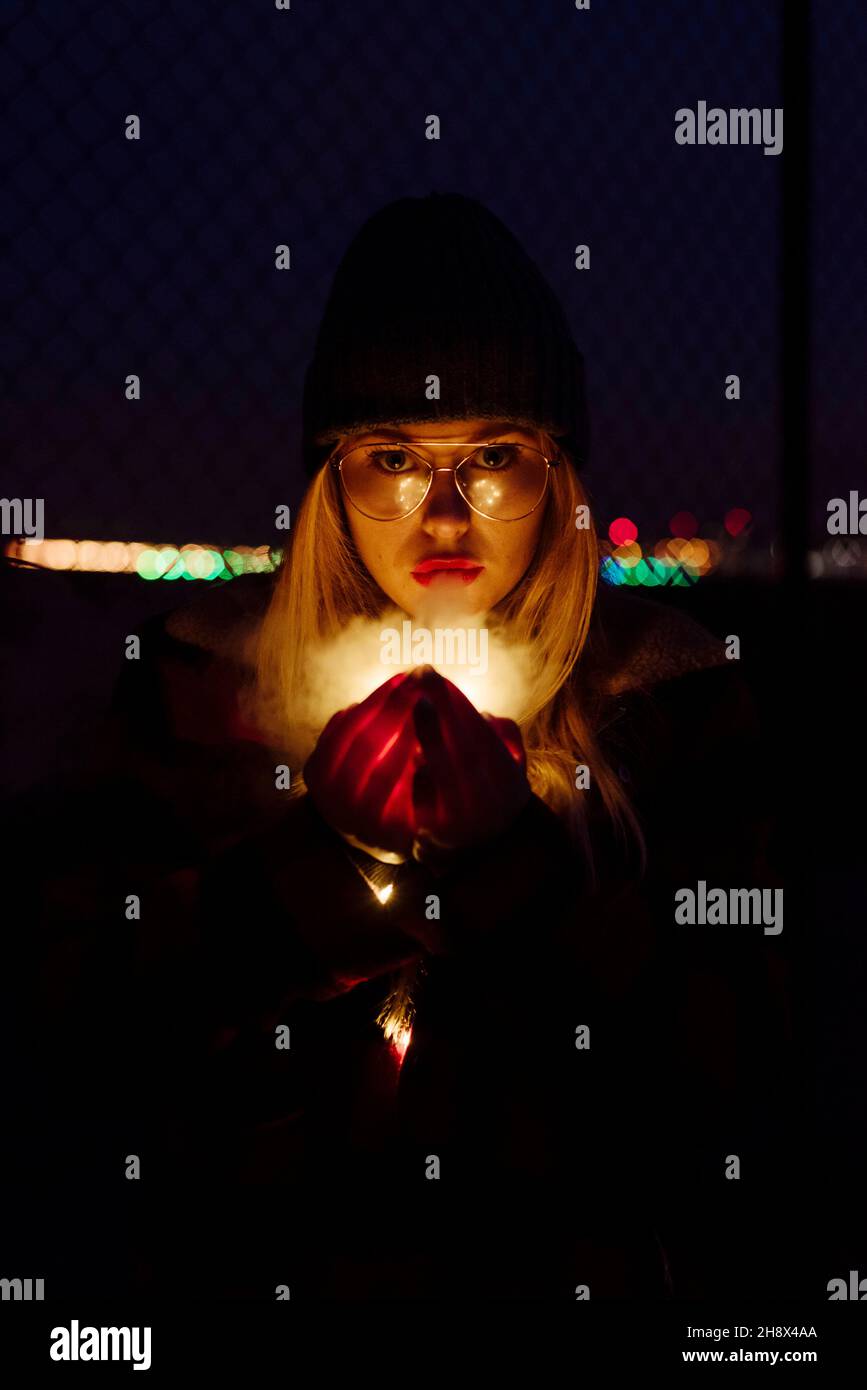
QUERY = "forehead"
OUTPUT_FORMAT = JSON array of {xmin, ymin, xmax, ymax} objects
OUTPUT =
[{"xmin": 346, "ymin": 419, "xmax": 540, "ymax": 445}]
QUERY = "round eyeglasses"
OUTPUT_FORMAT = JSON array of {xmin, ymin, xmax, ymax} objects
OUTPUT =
[{"xmin": 332, "ymin": 440, "xmax": 558, "ymax": 522}]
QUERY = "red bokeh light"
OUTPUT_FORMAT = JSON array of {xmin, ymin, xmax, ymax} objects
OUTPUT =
[
  {"xmin": 669, "ymin": 510, "xmax": 698, "ymax": 539},
  {"xmin": 608, "ymin": 516, "xmax": 638, "ymax": 547},
  {"xmin": 724, "ymin": 507, "xmax": 752, "ymax": 536}
]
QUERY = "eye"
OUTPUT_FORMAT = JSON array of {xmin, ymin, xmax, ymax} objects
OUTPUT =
[
  {"xmin": 366, "ymin": 448, "xmax": 419, "ymax": 475},
  {"xmin": 475, "ymin": 444, "xmax": 520, "ymax": 469}
]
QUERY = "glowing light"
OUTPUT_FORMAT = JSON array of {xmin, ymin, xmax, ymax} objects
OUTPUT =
[
  {"xmin": 604, "ymin": 523, "xmax": 727, "ymax": 586},
  {"xmin": 600, "ymin": 555, "xmax": 625, "ymax": 585},
  {"xmin": 379, "ymin": 1012, "xmax": 414, "ymax": 1060},
  {"xmin": 101, "ymin": 541, "xmax": 129, "ymax": 573},
  {"xmin": 344, "ymin": 851, "xmax": 401, "ymax": 905},
  {"xmin": 724, "ymin": 508, "xmax": 752, "ymax": 537},
  {"xmin": 689, "ymin": 539, "xmax": 710, "ymax": 570},
  {"xmin": 391, "ymin": 1026, "xmax": 413, "ymax": 1061},
  {"xmin": 3, "ymin": 536, "xmax": 281, "ymax": 579},
  {"xmin": 652, "ymin": 540, "xmax": 678, "ymax": 564},
  {"xmin": 609, "ymin": 516, "xmax": 638, "ymax": 547},
  {"xmin": 375, "ymin": 976, "xmax": 416, "ymax": 1065},
  {"xmin": 669, "ymin": 510, "xmax": 698, "ymax": 539},
  {"xmin": 300, "ymin": 606, "xmax": 536, "ymax": 725},
  {"xmin": 647, "ymin": 556, "xmax": 675, "ymax": 583},
  {"xmin": 158, "ymin": 547, "xmax": 182, "ymax": 579},
  {"xmin": 136, "ymin": 548, "xmax": 162, "ymax": 581},
  {"xmin": 612, "ymin": 541, "xmax": 642, "ymax": 569},
  {"xmin": 179, "ymin": 544, "xmax": 225, "ymax": 581},
  {"xmin": 76, "ymin": 540, "xmax": 103, "ymax": 571},
  {"xmin": 44, "ymin": 540, "xmax": 78, "ymax": 570}
]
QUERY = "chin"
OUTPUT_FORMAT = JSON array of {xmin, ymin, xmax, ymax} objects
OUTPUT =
[{"xmin": 404, "ymin": 589, "xmax": 493, "ymax": 620}]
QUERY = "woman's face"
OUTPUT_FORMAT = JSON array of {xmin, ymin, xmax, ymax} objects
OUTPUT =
[{"xmin": 337, "ymin": 418, "xmax": 550, "ymax": 618}]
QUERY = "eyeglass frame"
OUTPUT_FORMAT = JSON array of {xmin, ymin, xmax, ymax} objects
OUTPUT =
[{"xmin": 330, "ymin": 437, "xmax": 561, "ymax": 523}]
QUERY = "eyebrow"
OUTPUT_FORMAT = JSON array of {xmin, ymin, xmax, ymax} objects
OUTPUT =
[{"xmin": 349, "ymin": 422, "xmax": 537, "ymax": 444}]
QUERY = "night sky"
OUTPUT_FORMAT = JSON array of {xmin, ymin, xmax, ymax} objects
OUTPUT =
[{"xmin": 7, "ymin": 0, "xmax": 857, "ymax": 554}]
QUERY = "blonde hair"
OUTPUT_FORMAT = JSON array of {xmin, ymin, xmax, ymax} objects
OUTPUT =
[{"xmin": 252, "ymin": 429, "xmax": 645, "ymax": 881}]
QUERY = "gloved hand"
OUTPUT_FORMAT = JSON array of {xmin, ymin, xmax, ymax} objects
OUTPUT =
[
  {"xmin": 303, "ymin": 670, "xmax": 421, "ymax": 863},
  {"xmin": 409, "ymin": 666, "xmax": 531, "ymax": 860},
  {"xmin": 304, "ymin": 665, "xmax": 531, "ymax": 866}
]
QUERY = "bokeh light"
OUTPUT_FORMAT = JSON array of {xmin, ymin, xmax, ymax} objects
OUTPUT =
[
  {"xmin": 4, "ymin": 536, "xmax": 281, "ymax": 579},
  {"xmin": 669, "ymin": 510, "xmax": 698, "ymax": 539},
  {"xmin": 43, "ymin": 540, "xmax": 78, "ymax": 570},
  {"xmin": 724, "ymin": 507, "xmax": 752, "ymax": 536},
  {"xmin": 612, "ymin": 540, "xmax": 643, "ymax": 569},
  {"xmin": 608, "ymin": 516, "xmax": 638, "ymax": 547}
]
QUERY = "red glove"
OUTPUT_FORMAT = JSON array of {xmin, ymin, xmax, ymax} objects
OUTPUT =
[
  {"xmin": 303, "ymin": 671, "xmax": 421, "ymax": 862},
  {"xmin": 409, "ymin": 666, "xmax": 531, "ymax": 857},
  {"xmin": 304, "ymin": 666, "xmax": 531, "ymax": 864}
]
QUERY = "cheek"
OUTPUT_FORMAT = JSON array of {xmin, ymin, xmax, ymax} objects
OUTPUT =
[
  {"xmin": 348, "ymin": 514, "xmax": 408, "ymax": 587},
  {"xmin": 486, "ymin": 514, "xmax": 544, "ymax": 582}
]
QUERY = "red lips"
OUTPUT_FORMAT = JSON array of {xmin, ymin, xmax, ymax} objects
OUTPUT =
[{"xmin": 411, "ymin": 555, "xmax": 485, "ymax": 586}]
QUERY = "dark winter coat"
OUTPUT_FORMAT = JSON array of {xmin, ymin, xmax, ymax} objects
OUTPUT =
[{"xmin": 5, "ymin": 574, "xmax": 795, "ymax": 1302}]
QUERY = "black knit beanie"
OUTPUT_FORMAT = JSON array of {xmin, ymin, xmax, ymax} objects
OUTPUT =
[{"xmin": 301, "ymin": 192, "xmax": 589, "ymax": 475}]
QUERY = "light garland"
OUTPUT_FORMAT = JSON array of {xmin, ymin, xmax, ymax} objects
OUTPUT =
[{"xmin": 340, "ymin": 841, "xmax": 414, "ymax": 1061}]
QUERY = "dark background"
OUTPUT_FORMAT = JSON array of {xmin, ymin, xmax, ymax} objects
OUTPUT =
[{"xmin": 2, "ymin": 0, "xmax": 866, "ymax": 1298}]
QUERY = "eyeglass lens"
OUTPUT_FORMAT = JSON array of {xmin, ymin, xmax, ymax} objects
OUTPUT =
[{"xmin": 339, "ymin": 443, "xmax": 549, "ymax": 520}]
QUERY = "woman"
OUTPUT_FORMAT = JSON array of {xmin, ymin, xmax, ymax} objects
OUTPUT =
[{"xmin": 11, "ymin": 194, "xmax": 795, "ymax": 1302}]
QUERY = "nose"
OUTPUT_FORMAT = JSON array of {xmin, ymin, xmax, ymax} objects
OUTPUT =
[{"xmin": 418, "ymin": 466, "xmax": 471, "ymax": 539}]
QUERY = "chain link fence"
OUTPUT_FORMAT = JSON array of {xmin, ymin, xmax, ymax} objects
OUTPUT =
[{"xmin": 3, "ymin": 0, "xmax": 783, "ymax": 556}]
